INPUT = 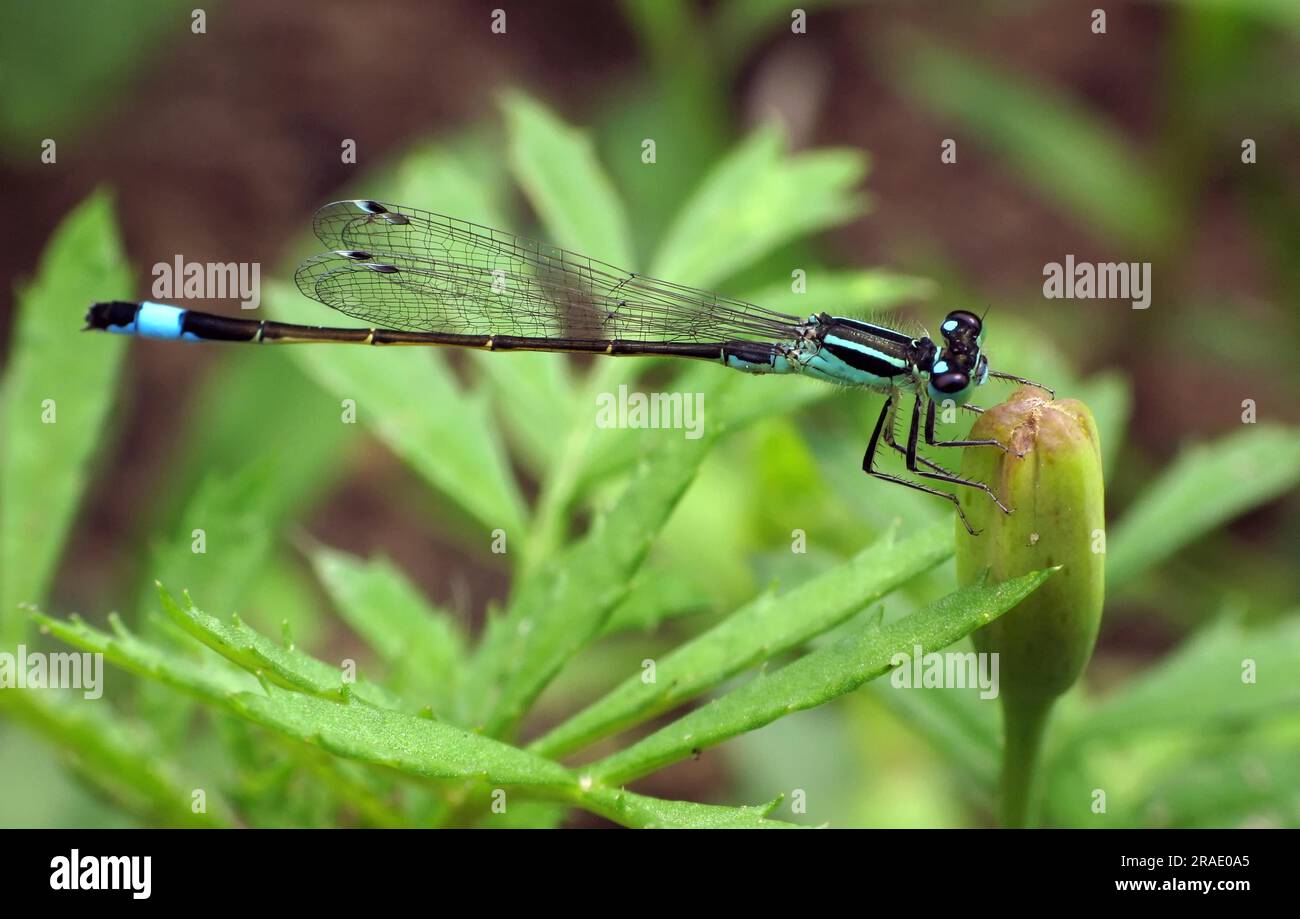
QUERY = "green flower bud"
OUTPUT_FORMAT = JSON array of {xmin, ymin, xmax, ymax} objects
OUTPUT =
[{"xmin": 955, "ymin": 386, "xmax": 1106, "ymax": 826}]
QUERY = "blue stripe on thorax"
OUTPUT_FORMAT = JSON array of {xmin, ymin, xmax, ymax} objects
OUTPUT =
[{"xmin": 800, "ymin": 333, "xmax": 912, "ymax": 388}]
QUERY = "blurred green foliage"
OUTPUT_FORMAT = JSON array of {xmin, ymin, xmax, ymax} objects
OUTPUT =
[
  {"xmin": 0, "ymin": 0, "xmax": 191, "ymax": 154},
  {"xmin": 1, "ymin": 0, "xmax": 1298, "ymax": 828}
]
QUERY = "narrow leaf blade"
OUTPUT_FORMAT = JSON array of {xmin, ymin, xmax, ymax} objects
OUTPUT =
[
  {"xmin": 1068, "ymin": 614, "xmax": 1300, "ymax": 742},
  {"xmin": 466, "ymin": 391, "xmax": 731, "ymax": 736},
  {"xmin": 267, "ymin": 280, "xmax": 528, "ymax": 537},
  {"xmin": 231, "ymin": 690, "xmax": 577, "ymax": 789},
  {"xmin": 0, "ymin": 192, "xmax": 131, "ymax": 638},
  {"xmin": 311, "ymin": 546, "xmax": 466, "ymax": 714},
  {"xmin": 581, "ymin": 786, "xmax": 800, "ymax": 829},
  {"xmin": 1107, "ymin": 426, "xmax": 1300, "ymax": 590},
  {"xmin": 589, "ymin": 569, "xmax": 1055, "ymax": 785},
  {"xmin": 651, "ymin": 126, "xmax": 868, "ymax": 288},
  {"xmin": 532, "ymin": 522, "xmax": 953, "ymax": 759},
  {"xmin": 503, "ymin": 91, "xmax": 635, "ymax": 267},
  {"xmin": 890, "ymin": 34, "xmax": 1173, "ymax": 247},
  {"xmin": 157, "ymin": 585, "xmax": 407, "ymax": 711}
]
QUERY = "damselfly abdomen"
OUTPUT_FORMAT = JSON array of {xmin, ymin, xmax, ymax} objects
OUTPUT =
[{"xmin": 86, "ymin": 199, "xmax": 1051, "ymax": 534}]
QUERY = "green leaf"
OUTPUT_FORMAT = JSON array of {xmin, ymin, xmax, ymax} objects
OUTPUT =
[
  {"xmin": 1107, "ymin": 426, "xmax": 1300, "ymax": 590},
  {"xmin": 418, "ymin": 109, "xmax": 636, "ymax": 519},
  {"xmin": 230, "ymin": 689, "xmax": 577, "ymax": 790},
  {"xmin": 1066, "ymin": 615, "xmax": 1300, "ymax": 743},
  {"xmin": 740, "ymin": 269, "xmax": 937, "ymax": 317},
  {"xmin": 0, "ymin": 191, "xmax": 131, "ymax": 640},
  {"xmin": 890, "ymin": 34, "xmax": 1173, "ymax": 247},
  {"xmin": 1170, "ymin": 0, "xmax": 1300, "ymax": 37},
  {"xmin": 156, "ymin": 585, "xmax": 408, "ymax": 712},
  {"xmin": 39, "ymin": 605, "xmax": 626, "ymax": 818},
  {"xmin": 2, "ymin": 690, "xmax": 228, "ymax": 828},
  {"xmin": 465, "ymin": 391, "xmax": 730, "ymax": 737},
  {"xmin": 1125, "ymin": 740, "xmax": 1300, "ymax": 829},
  {"xmin": 0, "ymin": 1, "xmax": 181, "ymax": 151},
  {"xmin": 580, "ymin": 786, "xmax": 800, "ymax": 829},
  {"xmin": 310, "ymin": 546, "xmax": 466, "ymax": 715},
  {"xmin": 474, "ymin": 799, "xmax": 569, "ymax": 829},
  {"xmin": 588, "ymin": 568, "xmax": 1055, "ymax": 785},
  {"xmin": 43, "ymin": 603, "xmax": 581, "ymax": 798},
  {"xmin": 180, "ymin": 674, "xmax": 799, "ymax": 827},
  {"xmin": 361, "ymin": 138, "xmax": 574, "ymax": 480},
  {"xmin": 152, "ymin": 351, "xmax": 353, "ymax": 539},
  {"xmin": 472, "ymin": 351, "xmax": 573, "ymax": 477},
  {"xmin": 132, "ymin": 467, "xmax": 290, "ymax": 751},
  {"xmin": 266, "ymin": 280, "xmax": 528, "ymax": 537},
  {"xmin": 32, "ymin": 609, "xmax": 257, "ymax": 704},
  {"xmin": 531, "ymin": 522, "xmax": 953, "ymax": 759},
  {"xmin": 574, "ymin": 359, "xmax": 832, "ymax": 492},
  {"xmin": 1073, "ymin": 370, "xmax": 1132, "ymax": 482},
  {"xmin": 138, "ymin": 466, "xmax": 276, "ymax": 622},
  {"xmin": 651, "ymin": 125, "xmax": 868, "ymax": 288},
  {"xmin": 375, "ymin": 140, "xmax": 509, "ymax": 229},
  {"xmin": 516, "ymin": 358, "xmax": 648, "ymax": 575},
  {"xmin": 597, "ymin": 572, "xmax": 710, "ymax": 638},
  {"xmin": 275, "ymin": 740, "xmax": 411, "ymax": 829},
  {"xmin": 503, "ymin": 91, "xmax": 635, "ymax": 267},
  {"xmin": 867, "ymin": 679, "xmax": 999, "ymax": 797},
  {"xmin": 594, "ymin": 67, "xmax": 726, "ymax": 253}
]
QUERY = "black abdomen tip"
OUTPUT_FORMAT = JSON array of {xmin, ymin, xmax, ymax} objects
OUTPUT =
[{"xmin": 85, "ymin": 300, "xmax": 139, "ymax": 330}]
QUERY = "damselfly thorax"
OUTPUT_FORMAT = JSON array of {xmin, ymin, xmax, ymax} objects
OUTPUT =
[{"xmin": 86, "ymin": 199, "xmax": 1051, "ymax": 534}]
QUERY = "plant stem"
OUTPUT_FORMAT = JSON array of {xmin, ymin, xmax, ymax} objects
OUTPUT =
[{"xmin": 999, "ymin": 695, "xmax": 1053, "ymax": 828}]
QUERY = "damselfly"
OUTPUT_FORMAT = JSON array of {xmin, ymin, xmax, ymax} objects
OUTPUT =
[{"xmin": 86, "ymin": 199, "xmax": 1051, "ymax": 534}]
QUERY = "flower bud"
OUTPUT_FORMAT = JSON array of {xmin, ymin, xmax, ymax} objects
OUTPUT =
[{"xmin": 955, "ymin": 386, "xmax": 1106, "ymax": 825}]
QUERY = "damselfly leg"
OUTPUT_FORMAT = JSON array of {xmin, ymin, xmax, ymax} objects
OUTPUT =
[
  {"xmin": 881, "ymin": 398, "xmax": 960, "ymax": 478},
  {"xmin": 988, "ymin": 370, "xmax": 1055, "ymax": 398},
  {"xmin": 923, "ymin": 399, "xmax": 1018, "ymax": 455},
  {"xmin": 908, "ymin": 397, "xmax": 1012, "ymax": 515},
  {"xmin": 863, "ymin": 393, "xmax": 984, "ymax": 536}
]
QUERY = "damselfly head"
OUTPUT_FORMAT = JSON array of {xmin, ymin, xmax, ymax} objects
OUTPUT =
[
  {"xmin": 938, "ymin": 309, "xmax": 1055, "ymax": 397},
  {"xmin": 928, "ymin": 310, "xmax": 986, "ymax": 404}
]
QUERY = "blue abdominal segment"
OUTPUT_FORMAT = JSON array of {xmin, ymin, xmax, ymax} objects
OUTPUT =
[
  {"xmin": 98, "ymin": 301, "xmax": 184, "ymax": 338},
  {"xmin": 128, "ymin": 302, "xmax": 189, "ymax": 340}
]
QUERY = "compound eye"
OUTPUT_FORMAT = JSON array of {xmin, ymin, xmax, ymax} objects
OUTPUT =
[
  {"xmin": 931, "ymin": 369, "xmax": 971, "ymax": 394},
  {"xmin": 940, "ymin": 310, "xmax": 982, "ymax": 338}
]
